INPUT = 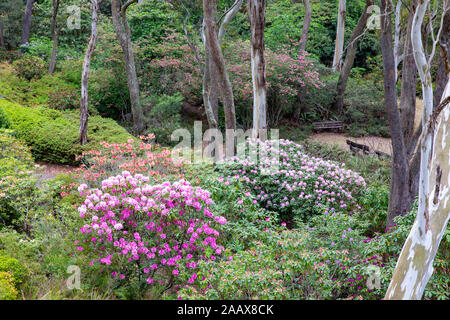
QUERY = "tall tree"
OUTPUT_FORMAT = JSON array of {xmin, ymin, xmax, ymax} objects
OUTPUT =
[
  {"xmin": 379, "ymin": 0, "xmax": 412, "ymax": 224},
  {"xmin": 332, "ymin": 0, "xmax": 346, "ymax": 72},
  {"xmin": 203, "ymin": 0, "xmax": 236, "ymax": 130},
  {"xmin": 0, "ymin": 20, "xmax": 5, "ymax": 48},
  {"xmin": 48, "ymin": 0, "xmax": 60, "ymax": 74},
  {"xmin": 249, "ymin": 0, "xmax": 267, "ymax": 139},
  {"xmin": 385, "ymin": 0, "xmax": 449, "ymax": 299},
  {"xmin": 21, "ymin": 0, "xmax": 35, "ymax": 45},
  {"xmin": 298, "ymin": 0, "xmax": 311, "ymax": 53},
  {"xmin": 334, "ymin": 0, "xmax": 374, "ymax": 113},
  {"xmin": 111, "ymin": 0, "xmax": 145, "ymax": 134},
  {"xmin": 80, "ymin": 0, "xmax": 102, "ymax": 145},
  {"xmin": 433, "ymin": 0, "xmax": 450, "ymax": 110}
]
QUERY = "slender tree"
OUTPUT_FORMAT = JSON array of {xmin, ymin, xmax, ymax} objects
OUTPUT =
[
  {"xmin": 332, "ymin": 0, "xmax": 346, "ymax": 72},
  {"xmin": 298, "ymin": 0, "xmax": 311, "ymax": 53},
  {"xmin": 334, "ymin": 0, "xmax": 374, "ymax": 113},
  {"xmin": 0, "ymin": 20, "xmax": 5, "ymax": 48},
  {"xmin": 203, "ymin": 0, "xmax": 236, "ymax": 130},
  {"xmin": 385, "ymin": 0, "xmax": 449, "ymax": 299},
  {"xmin": 80, "ymin": 0, "xmax": 102, "ymax": 145},
  {"xmin": 379, "ymin": 0, "xmax": 412, "ymax": 224},
  {"xmin": 111, "ymin": 0, "xmax": 145, "ymax": 134},
  {"xmin": 21, "ymin": 0, "xmax": 35, "ymax": 45},
  {"xmin": 249, "ymin": 0, "xmax": 267, "ymax": 139},
  {"xmin": 48, "ymin": 0, "xmax": 60, "ymax": 74}
]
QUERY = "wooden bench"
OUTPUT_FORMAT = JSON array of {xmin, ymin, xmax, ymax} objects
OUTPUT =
[
  {"xmin": 346, "ymin": 139, "xmax": 391, "ymax": 158},
  {"xmin": 313, "ymin": 121, "xmax": 344, "ymax": 132}
]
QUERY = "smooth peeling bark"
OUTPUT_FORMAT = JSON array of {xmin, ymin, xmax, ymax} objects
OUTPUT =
[
  {"xmin": 218, "ymin": 0, "xmax": 244, "ymax": 43},
  {"xmin": 298, "ymin": 0, "xmax": 311, "ymax": 53},
  {"xmin": 332, "ymin": 0, "xmax": 346, "ymax": 72},
  {"xmin": 380, "ymin": 0, "xmax": 411, "ymax": 226},
  {"xmin": 80, "ymin": 0, "xmax": 102, "ymax": 145},
  {"xmin": 112, "ymin": 0, "xmax": 145, "ymax": 134},
  {"xmin": 385, "ymin": 78, "xmax": 450, "ymax": 300},
  {"xmin": 249, "ymin": 0, "xmax": 267, "ymax": 140},
  {"xmin": 203, "ymin": 0, "xmax": 236, "ymax": 130},
  {"xmin": 334, "ymin": 0, "xmax": 373, "ymax": 113}
]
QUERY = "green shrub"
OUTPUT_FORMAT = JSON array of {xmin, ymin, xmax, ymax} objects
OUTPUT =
[
  {"xmin": 12, "ymin": 55, "xmax": 47, "ymax": 81},
  {"xmin": 0, "ymin": 131, "xmax": 37, "ymax": 230},
  {"xmin": 0, "ymin": 106, "xmax": 10, "ymax": 129},
  {"xmin": 0, "ymin": 271, "xmax": 19, "ymax": 300},
  {"xmin": 0, "ymin": 99, "xmax": 134, "ymax": 164},
  {"xmin": 177, "ymin": 230, "xmax": 334, "ymax": 300},
  {"xmin": 0, "ymin": 253, "xmax": 28, "ymax": 288},
  {"xmin": 143, "ymin": 94, "xmax": 183, "ymax": 146}
]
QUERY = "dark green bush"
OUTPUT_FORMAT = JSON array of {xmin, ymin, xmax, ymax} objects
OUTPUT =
[{"xmin": 0, "ymin": 99, "xmax": 134, "ymax": 164}]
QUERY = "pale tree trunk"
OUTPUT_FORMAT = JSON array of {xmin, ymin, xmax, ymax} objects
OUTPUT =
[
  {"xmin": 80, "ymin": 0, "xmax": 102, "ymax": 145},
  {"xmin": 385, "ymin": 0, "xmax": 450, "ymax": 300},
  {"xmin": 385, "ymin": 80, "xmax": 450, "ymax": 300},
  {"xmin": 334, "ymin": 0, "xmax": 373, "ymax": 113},
  {"xmin": 21, "ymin": 0, "xmax": 35, "ymax": 45},
  {"xmin": 218, "ymin": 0, "xmax": 244, "ymax": 43},
  {"xmin": 48, "ymin": 0, "xmax": 60, "ymax": 74},
  {"xmin": 249, "ymin": 0, "xmax": 267, "ymax": 140},
  {"xmin": 203, "ymin": 0, "xmax": 236, "ymax": 130},
  {"xmin": 380, "ymin": 0, "xmax": 412, "ymax": 226},
  {"xmin": 393, "ymin": 0, "xmax": 401, "ymax": 83},
  {"xmin": 332, "ymin": 0, "xmax": 346, "ymax": 72},
  {"xmin": 298, "ymin": 0, "xmax": 311, "ymax": 53},
  {"xmin": 111, "ymin": 0, "xmax": 144, "ymax": 134}
]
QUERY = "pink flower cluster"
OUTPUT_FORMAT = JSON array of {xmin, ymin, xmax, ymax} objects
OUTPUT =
[
  {"xmin": 76, "ymin": 171, "xmax": 226, "ymax": 286},
  {"xmin": 221, "ymin": 139, "xmax": 366, "ymax": 216}
]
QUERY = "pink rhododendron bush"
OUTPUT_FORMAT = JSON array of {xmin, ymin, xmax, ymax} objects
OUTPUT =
[
  {"xmin": 218, "ymin": 139, "xmax": 367, "ymax": 223},
  {"xmin": 75, "ymin": 171, "xmax": 227, "ymax": 295}
]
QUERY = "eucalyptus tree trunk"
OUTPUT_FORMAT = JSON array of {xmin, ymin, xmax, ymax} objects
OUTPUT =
[
  {"xmin": 399, "ymin": 0, "xmax": 418, "ymax": 152},
  {"xmin": 111, "ymin": 0, "xmax": 144, "ymax": 134},
  {"xmin": 298, "ymin": 0, "xmax": 311, "ymax": 53},
  {"xmin": 385, "ymin": 79, "xmax": 450, "ymax": 300},
  {"xmin": 393, "ymin": 0, "xmax": 402, "ymax": 83},
  {"xmin": 334, "ymin": 0, "xmax": 373, "ymax": 113},
  {"xmin": 48, "ymin": 0, "xmax": 60, "ymax": 74},
  {"xmin": 218, "ymin": 0, "xmax": 244, "ymax": 43},
  {"xmin": 385, "ymin": 0, "xmax": 450, "ymax": 300},
  {"xmin": 249, "ymin": 0, "xmax": 267, "ymax": 140},
  {"xmin": 332, "ymin": 0, "xmax": 346, "ymax": 72},
  {"xmin": 433, "ymin": 0, "xmax": 449, "ymax": 110},
  {"xmin": 202, "ymin": 23, "xmax": 220, "ymax": 129},
  {"xmin": 201, "ymin": 0, "xmax": 243, "ymax": 129},
  {"xmin": 21, "ymin": 0, "xmax": 35, "ymax": 45},
  {"xmin": 203, "ymin": 0, "xmax": 236, "ymax": 130},
  {"xmin": 80, "ymin": 0, "xmax": 102, "ymax": 145},
  {"xmin": 380, "ymin": 0, "xmax": 412, "ymax": 226}
]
